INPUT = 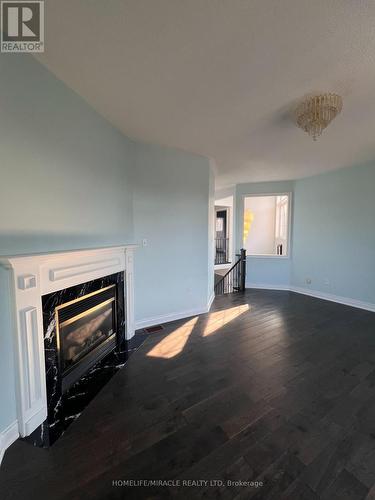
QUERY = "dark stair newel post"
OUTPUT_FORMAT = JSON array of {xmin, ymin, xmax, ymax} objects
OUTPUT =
[{"xmin": 240, "ymin": 248, "xmax": 246, "ymax": 292}]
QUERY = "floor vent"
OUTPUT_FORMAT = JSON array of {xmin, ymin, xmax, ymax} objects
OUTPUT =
[{"xmin": 144, "ymin": 325, "xmax": 164, "ymax": 334}]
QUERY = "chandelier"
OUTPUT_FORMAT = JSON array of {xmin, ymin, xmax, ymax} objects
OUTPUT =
[{"xmin": 295, "ymin": 93, "xmax": 343, "ymax": 140}]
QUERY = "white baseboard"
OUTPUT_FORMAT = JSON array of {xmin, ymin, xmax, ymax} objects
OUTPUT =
[
  {"xmin": 0, "ymin": 421, "xmax": 19, "ymax": 466},
  {"xmin": 135, "ymin": 298, "xmax": 214, "ymax": 330},
  {"xmin": 246, "ymin": 282, "xmax": 290, "ymax": 291},
  {"xmin": 246, "ymin": 283, "xmax": 375, "ymax": 313},
  {"xmin": 135, "ymin": 283, "xmax": 375, "ymax": 331},
  {"xmin": 290, "ymin": 286, "xmax": 375, "ymax": 312}
]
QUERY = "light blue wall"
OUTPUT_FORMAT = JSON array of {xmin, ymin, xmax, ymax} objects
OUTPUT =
[
  {"xmin": 234, "ymin": 165, "xmax": 375, "ymax": 306},
  {"xmin": 0, "ymin": 54, "xmax": 135, "ymax": 255},
  {"xmin": 292, "ymin": 163, "xmax": 375, "ymax": 304},
  {"xmin": 132, "ymin": 143, "xmax": 212, "ymax": 323},
  {"xmin": 235, "ymin": 181, "xmax": 294, "ymax": 288},
  {"xmin": 0, "ymin": 268, "xmax": 16, "ymax": 431}
]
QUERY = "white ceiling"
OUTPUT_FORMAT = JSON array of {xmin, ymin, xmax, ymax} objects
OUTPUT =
[{"xmin": 36, "ymin": 1, "xmax": 375, "ymax": 187}]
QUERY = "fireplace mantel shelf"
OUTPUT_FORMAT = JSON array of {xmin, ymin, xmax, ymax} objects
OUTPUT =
[
  {"xmin": 0, "ymin": 244, "xmax": 138, "ymax": 268},
  {"xmin": 1, "ymin": 245, "xmax": 137, "ymax": 441}
]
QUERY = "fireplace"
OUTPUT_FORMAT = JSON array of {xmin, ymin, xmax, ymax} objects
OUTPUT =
[
  {"xmin": 56, "ymin": 285, "xmax": 118, "ymax": 392},
  {"xmin": 0, "ymin": 245, "xmax": 137, "ymax": 452},
  {"xmin": 33, "ymin": 272, "xmax": 129, "ymax": 446}
]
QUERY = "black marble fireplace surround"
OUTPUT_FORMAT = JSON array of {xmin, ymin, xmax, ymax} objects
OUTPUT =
[{"xmin": 26, "ymin": 272, "xmax": 145, "ymax": 447}]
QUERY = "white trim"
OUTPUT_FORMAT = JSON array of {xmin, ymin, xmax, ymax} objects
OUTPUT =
[
  {"xmin": 246, "ymin": 255, "xmax": 290, "ymax": 260},
  {"xmin": 135, "ymin": 282, "xmax": 375, "ymax": 332},
  {"xmin": 290, "ymin": 286, "xmax": 375, "ymax": 313},
  {"xmin": 135, "ymin": 295, "xmax": 215, "ymax": 331},
  {"xmin": 49, "ymin": 258, "xmax": 122, "ymax": 282},
  {"xmin": 207, "ymin": 292, "xmax": 215, "ymax": 311},
  {"xmin": 246, "ymin": 283, "xmax": 290, "ymax": 291},
  {"xmin": 0, "ymin": 421, "xmax": 19, "ymax": 466},
  {"xmin": 135, "ymin": 306, "xmax": 207, "ymax": 330},
  {"xmin": 0, "ymin": 245, "xmax": 137, "ymax": 439},
  {"xmin": 241, "ymin": 191, "xmax": 292, "ymax": 258},
  {"xmin": 245, "ymin": 283, "xmax": 375, "ymax": 312},
  {"xmin": 125, "ymin": 250, "xmax": 135, "ymax": 337},
  {"xmin": 215, "ymin": 200, "xmax": 235, "ymax": 264},
  {"xmin": 214, "ymin": 263, "xmax": 232, "ymax": 270}
]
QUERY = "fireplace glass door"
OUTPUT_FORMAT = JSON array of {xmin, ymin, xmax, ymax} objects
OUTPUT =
[{"xmin": 56, "ymin": 285, "xmax": 117, "ymax": 381}]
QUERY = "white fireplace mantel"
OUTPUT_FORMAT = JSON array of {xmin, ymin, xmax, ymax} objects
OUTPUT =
[{"xmin": 0, "ymin": 245, "xmax": 137, "ymax": 440}]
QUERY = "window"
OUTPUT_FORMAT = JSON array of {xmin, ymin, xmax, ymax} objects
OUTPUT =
[{"xmin": 243, "ymin": 194, "xmax": 290, "ymax": 256}]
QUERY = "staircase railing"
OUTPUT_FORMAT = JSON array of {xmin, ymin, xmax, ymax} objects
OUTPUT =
[{"xmin": 215, "ymin": 249, "xmax": 246, "ymax": 295}]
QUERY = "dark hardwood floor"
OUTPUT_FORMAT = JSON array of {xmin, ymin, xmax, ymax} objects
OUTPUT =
[{"xmin": 1, "ymin": 290, "xmax": 375, "ymax": 499}]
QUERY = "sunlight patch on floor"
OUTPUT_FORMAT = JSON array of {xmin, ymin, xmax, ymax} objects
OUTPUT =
[
  {"xmin": 146, "ymin": 317, "xmax": 199, "ymax": 359},
  {"xmin": 202, "ymin": 304, "xmax": 250, "ymax": 337}
]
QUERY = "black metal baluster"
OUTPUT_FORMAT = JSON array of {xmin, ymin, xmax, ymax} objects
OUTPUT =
[{"xmin": 214, "ymin": 249, "xmax": 246, "ymax": 296}]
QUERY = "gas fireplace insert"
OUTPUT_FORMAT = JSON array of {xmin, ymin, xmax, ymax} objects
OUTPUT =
[{"xmin": 56, "ymin": 285, "xmax": 117, "ymax": 392}]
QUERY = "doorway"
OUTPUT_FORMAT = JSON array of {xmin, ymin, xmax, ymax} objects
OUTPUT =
[{"xmin": 215, "ymin": 207, "xmax": 229, "ymax": 264}]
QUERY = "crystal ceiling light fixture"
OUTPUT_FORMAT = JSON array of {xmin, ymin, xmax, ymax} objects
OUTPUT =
[{"xmin": 295, "ymin": 93, "xmax": 343, "ymax": 141}]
